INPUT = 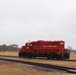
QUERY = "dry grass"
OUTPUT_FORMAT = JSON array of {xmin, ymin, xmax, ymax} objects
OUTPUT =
[{"xmin": 0, "ymin": 51, "xmax": 18, "ymax": 56}]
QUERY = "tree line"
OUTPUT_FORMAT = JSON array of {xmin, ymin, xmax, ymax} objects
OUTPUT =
[{"xmin": 0, "ymin": 44, "xmax": 19, "ymax": 52}]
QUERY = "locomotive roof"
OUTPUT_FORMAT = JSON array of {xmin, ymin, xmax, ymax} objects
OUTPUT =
[{"xmin": 26, "ymin": 40, "xmax": 64, "ymax": 44}]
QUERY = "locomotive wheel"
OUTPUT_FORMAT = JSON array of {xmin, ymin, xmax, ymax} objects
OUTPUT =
[
  {"xmin": 22, "ymin": 53, "xmax": 25, "ymax": 58},
  {"xmin": 47, "ymin": 55, "xmax": 51, "ymax": 59},
  {"xmin": 47, "ymin": 57, "xmax": 50, "ymax": 59},
  {"xmin": 27, "ymin": 52, "xmax": 32, "ymax": 58}
]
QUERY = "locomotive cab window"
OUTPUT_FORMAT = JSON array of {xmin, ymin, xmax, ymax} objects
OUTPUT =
[
  {"xmin": 30, "ymin": 44, "xmax": 32, "ymax": 46},
  {"xmin": 26, "ymin": 43, "xmax": 30, "ymax": 46}
]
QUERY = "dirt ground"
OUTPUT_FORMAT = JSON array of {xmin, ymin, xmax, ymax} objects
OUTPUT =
[{"xmin": 0, "ymin": 52, "xmax": 76, "ymax": 75}]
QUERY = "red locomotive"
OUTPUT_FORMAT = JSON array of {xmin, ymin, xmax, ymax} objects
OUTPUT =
[{"xmin": 19, "ymin": 40, "xmax": 70, "ymax": 60}]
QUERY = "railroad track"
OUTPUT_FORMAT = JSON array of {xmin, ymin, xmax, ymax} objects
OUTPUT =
[
  {"xmin": 0, "ymin": 55, "xmax": 76, "ymax": 62},
  {"xmin": 0, "ymin": 57, "xmax": 76, "ymax": 74}
]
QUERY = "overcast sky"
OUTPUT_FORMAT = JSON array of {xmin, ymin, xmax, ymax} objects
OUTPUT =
[{"xmin": 0, "ymin": 0, "xmax": 76, "ymax": 49}]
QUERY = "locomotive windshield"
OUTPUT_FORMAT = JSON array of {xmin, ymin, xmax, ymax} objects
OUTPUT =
[{"xmin": 26, "ymin": 43, "xmax": 30, "ymax": 46}]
